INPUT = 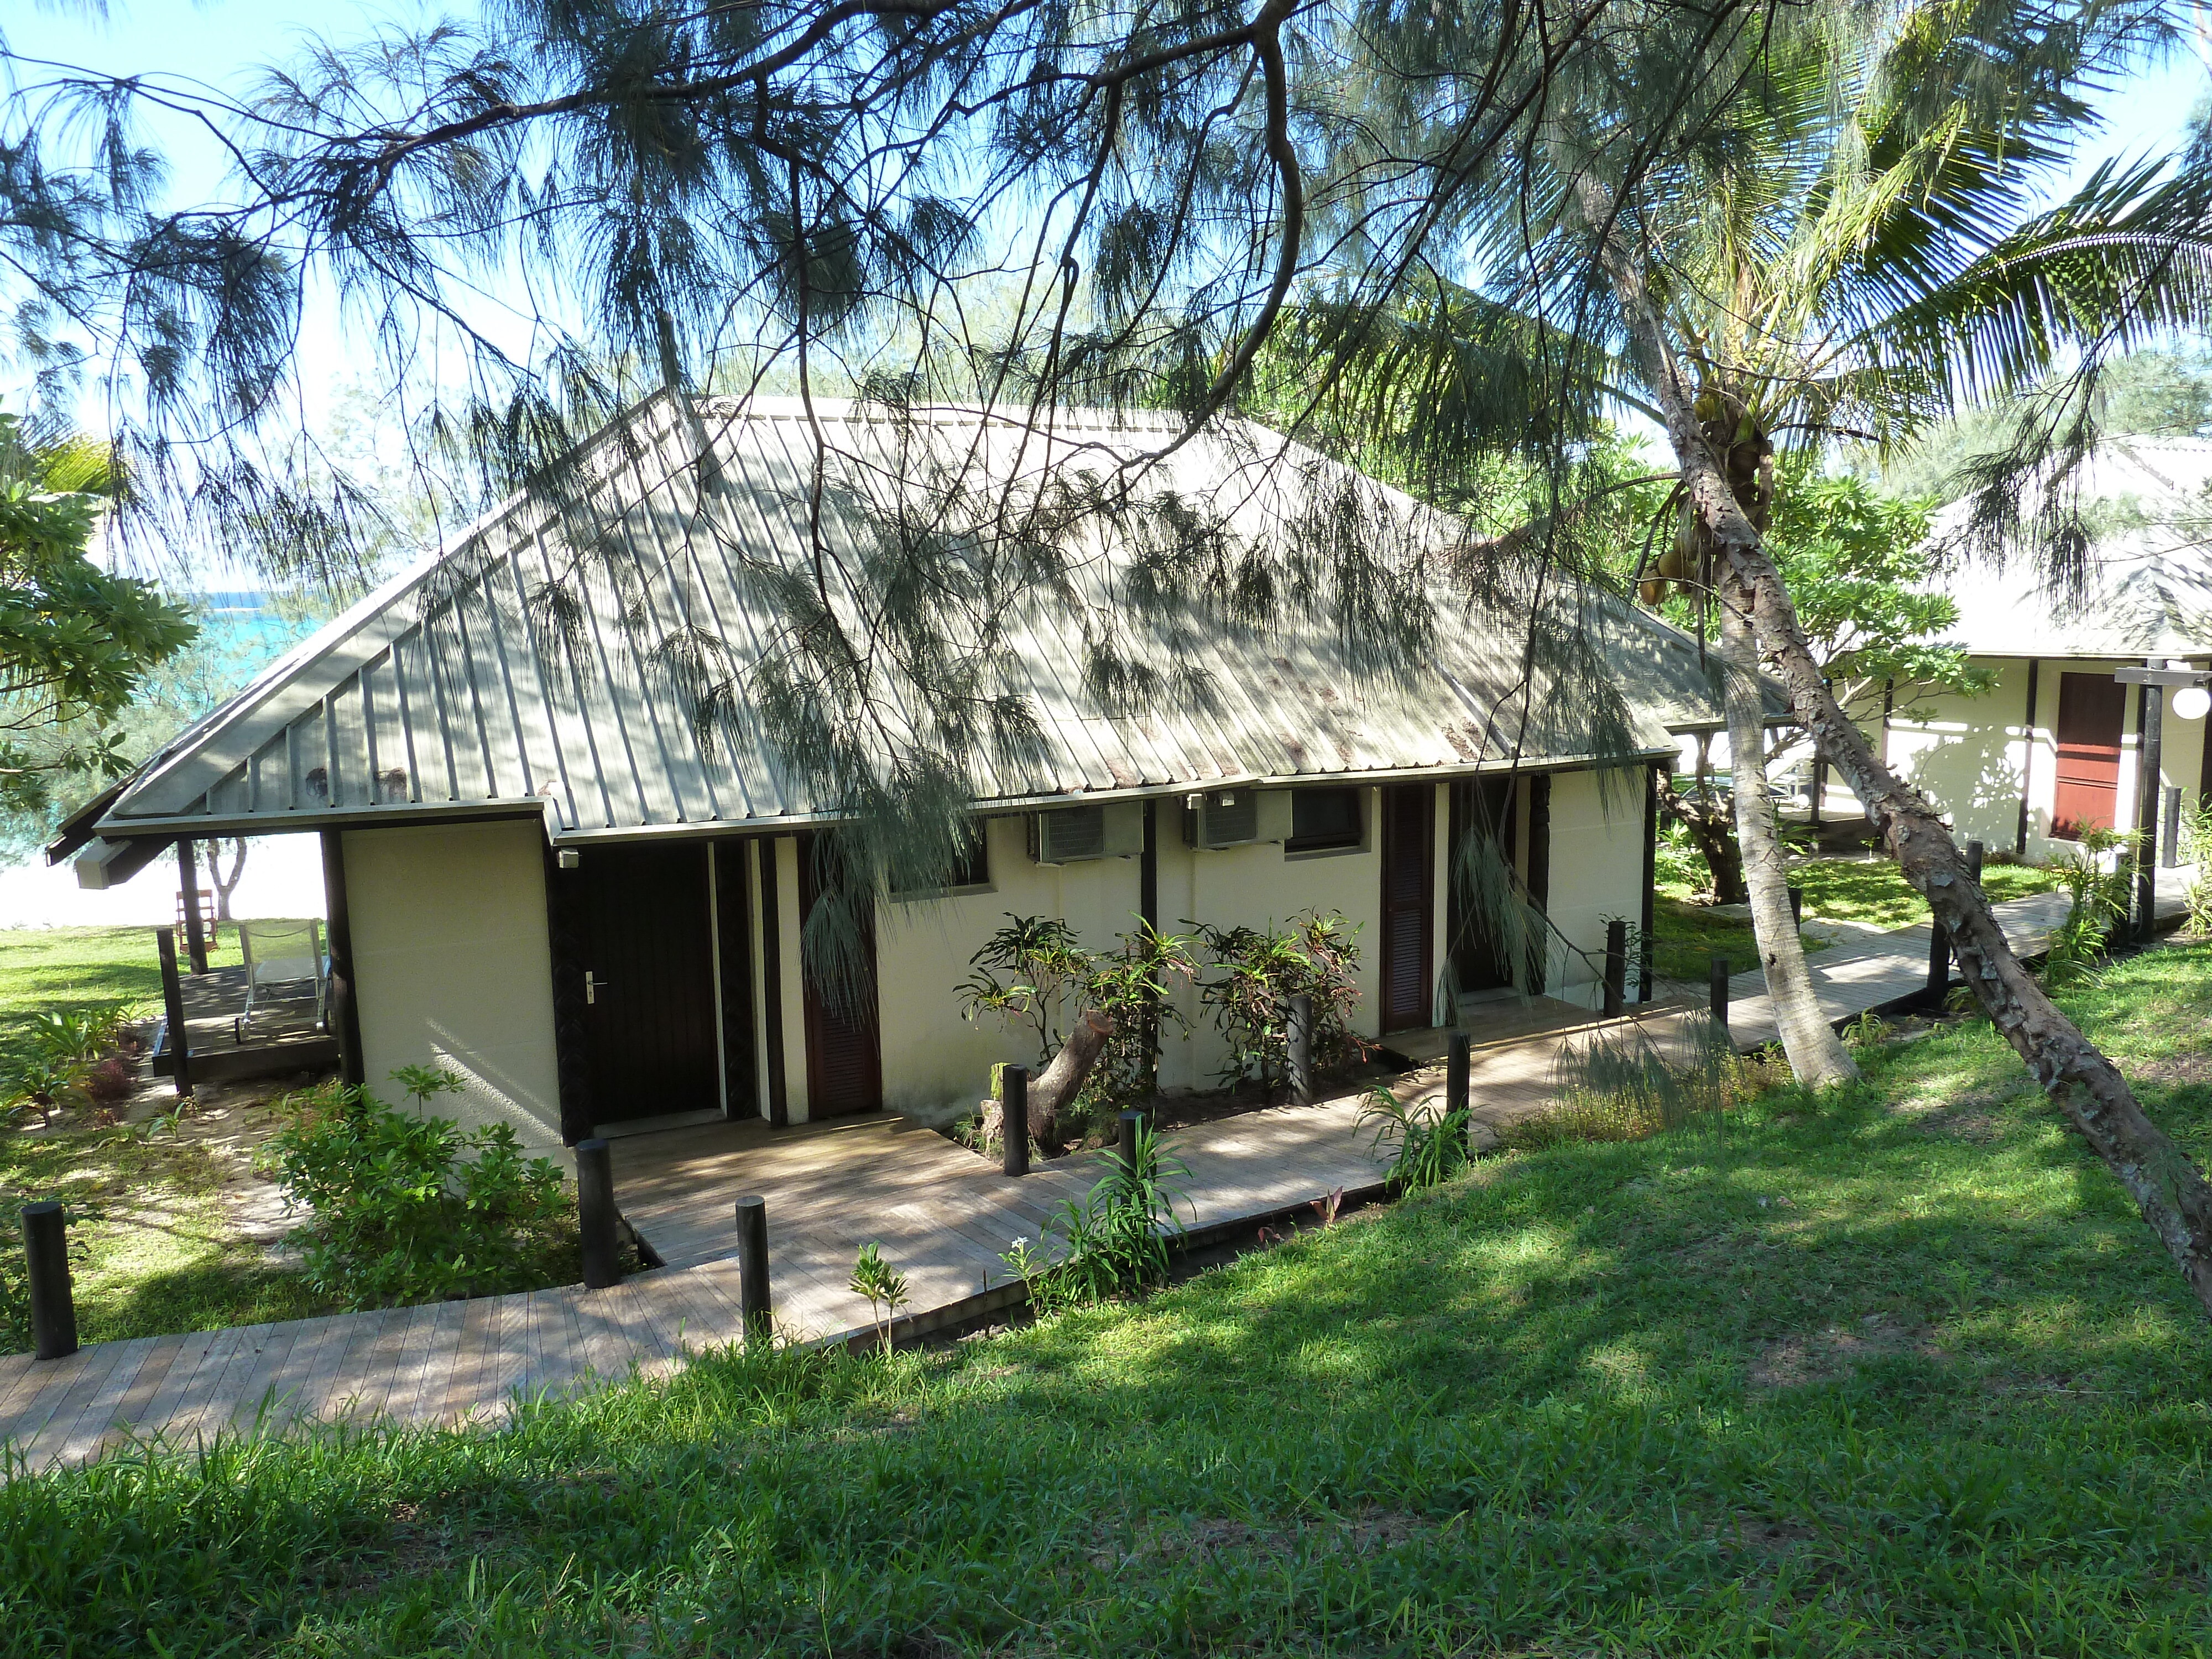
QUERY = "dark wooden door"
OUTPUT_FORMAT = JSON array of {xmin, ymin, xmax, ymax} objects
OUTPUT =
[
  {"xmin": 2053, "ymin": 672, "xmax": 2128, "ymax": 838},
  {"xmin": 1380, "ymin": 783, "xmax": 1436, "ymax": 1032},
  {"xmin": 798, "ymin": 833, "xmax": 883, "ymax": 1118},
  {"xmin": 1448, "ymin": 777, "xmax": 1517, "ymax": 994},
  {"xmin": 567, "ymin": 842, "xmax": 719, "ymax": 1124}
]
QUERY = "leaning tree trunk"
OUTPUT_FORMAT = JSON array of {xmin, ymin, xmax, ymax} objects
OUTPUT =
[
  {"xmin": 983, "ymin": 1008, "xmax": 1115, "ymax": 1154},
  {"xmin": 1719, "ymin": 583, "xmax": 1859, "ymax": 1086},
  {"xmin": 1658, "ymin": 769, "xmax": 1747, "ymax": 901},
  {"xmin": 1588, "ymin": 216, "xmax": 2212, "ymax": 1314}
]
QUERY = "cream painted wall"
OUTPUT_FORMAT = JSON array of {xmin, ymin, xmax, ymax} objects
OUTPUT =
[
  {"xmin": 1888, "ymin": 658, "xmax": 2209, "ymax": 863},
  {"xmin": 775, "ymin": 836, "xmax": 809, "ymax": 1121},
  {"xmin": 343, "ymin": 820, "xmax": 564, "ymax": 1149},
  {"xmin": 870, "ymin": 796, "xmax": 1401, "ymax": 1122},
  {"xmin": 1540, "ymin": 768, "xmax": 1650, "ymax": 1007}
]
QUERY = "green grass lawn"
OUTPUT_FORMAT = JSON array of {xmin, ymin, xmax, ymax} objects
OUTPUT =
[
  {"xmin": 1793, "ymin": 857, "xmax": 2068, "ymax": 929},
  {"xmin": 11, "ymin": 946, "xmax": 2212, "ymax": 1654}
]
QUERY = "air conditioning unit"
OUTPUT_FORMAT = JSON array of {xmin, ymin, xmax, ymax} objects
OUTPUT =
[
  {"xmin": 1184, "ymin": 788, "xmax": 1293, "ymax": 849},
  {"xmin": 1029, "ymin": 801, "xmax": 1144, "ymax": 864}
]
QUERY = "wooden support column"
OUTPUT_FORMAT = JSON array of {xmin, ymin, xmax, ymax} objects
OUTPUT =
[
  {"xmin": 155, "ymin": 925, "xmax": 193, "ymax": 1100},
  {"xmin": 2135, "ymin": 676, "xmax": 2163, "ymax": 942},
  {"xmin": 757, "ymin": 837, "xmax": 789, "ymax": 1127},
  {"xmin": 1639, "ymin": 763, "xmax": 1661, "ymax": 1002},
  {"xmin": 542, "ymin": 842, "xmax": 594, "ymax": 1144},
  {"xmin": 2018, "ymin": 658, "xmax": 2041, "ymax": 855},
  {"xmin": 320, "ymin": 830, "xmax": 365, "ymax": 1087},
  {"xmin": 1524, "ymin": 775, "xmax": 1551, "ymax": 996},
  {"xmin": 176, "ymin": 840, "xmax": 210, "ymax": 973}
]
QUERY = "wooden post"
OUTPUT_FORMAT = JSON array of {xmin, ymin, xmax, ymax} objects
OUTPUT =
[
  {"xmin": 2136, "ymin": 677, "xmax": 2162, "ymax": 943},
  {"xmin": 1639, "ymin": 765, "xmax": 1661, "ymax": 1003},
  {"xmin": 1926, "ymin": 902, "xmax": 1951, "ymax": 1001},
  {"xmin": 320, "ymin": 830, "xmax": 365, "ymax": 1087},
  {"xmin": 1709, "ymin": 953, "xmax": 1730, "ymax": 1027},
  {"xmin": 176, "ymin": 840, "xmax": 210, "ymax": 973},
  {"xmin": 1602, "ymin": 919, "xmax": 1626, "ymax": 1016},
  {"xmin": 757, "ymin": 839, "xmax": 789, "ymax": 1126},
  {"xmin": 734, "ymin": 1194, "xmax": 771, "ymax": 1342},
  {"xmin": 576, "ymin": 1138, "xmax": 619, "ymax": 1290},
  {"xmin": 22, "ymin": 1202, "xmax": 76, "ymax": 1361},
  {"xmin": 156, "ymin": 925, "xmax": 193, "ymax": 1100},
  {"xmin": 1448, "ymin": 1032, "xmax": 1472, "ymax": 1155},
  {"xmin": 1001, "ymin": 1065, "xmax": 1029, "ymax": 1177},
  {"xmin": 1966, "ymin": 840, "xmax": 1985, "ymax": 885},
  {"xmin": 1285, "ymin": 993, "xmax": 1314, "ymax": 1105},
  {"xmin": 1787, "ymin": 885, "xmax": 1803, "ymax": 927},
  {"xmin": 1118, "ymin": 1108, "xmax": 1145, "ymax": 1177},
  {"xmin": 2163, "ymin": 785, "xmax": 2183, "ymax": 870}
]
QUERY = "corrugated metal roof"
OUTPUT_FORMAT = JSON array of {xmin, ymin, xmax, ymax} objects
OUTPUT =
[
  {"xmin": 97, "ymin": 395, "xmax": 1731, "ymax": 840},
  {"xmin": 1928, "ymin": 436, "xmax": 2212, "ymax": 660}
]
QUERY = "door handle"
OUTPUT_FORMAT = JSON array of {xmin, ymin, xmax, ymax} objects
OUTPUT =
[{"xmin": 585, "ymin": 969, "xmax": 611, "ymax": 1005}]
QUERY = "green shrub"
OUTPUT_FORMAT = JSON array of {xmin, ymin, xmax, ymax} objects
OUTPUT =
[
  {"xmin": 261, "ymin": 1072, "xmax": 571, "ymax": 1308},
  {"xmin": 1192, "ymin": 909, "xmax": 1368, "ymax": 1092},
  {"xmin": 1358, "ymin": 1086, "xmax": 1471, "ymax": 1191},
  {"xmin": 1007, "ymin": 1121, "xmax": 1189, "ymax": 1313}
]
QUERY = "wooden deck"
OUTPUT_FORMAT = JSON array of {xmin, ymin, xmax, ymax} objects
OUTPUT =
[
  {"xmin": 1, "ymin": 873, "xmax": 2193, "ymax": 1476},
  {"xmin": 153, "ymin": 963, "xmax": 338, "ymax": 1084}
]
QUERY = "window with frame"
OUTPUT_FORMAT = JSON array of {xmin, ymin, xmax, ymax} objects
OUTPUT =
[
  {"xmin": 1286, "ymin": 786, "xmax": 1364, "ymax": 853},
  {"xmin": 892, "ymin": 823, "xmax": 992, "ymax": 897}
]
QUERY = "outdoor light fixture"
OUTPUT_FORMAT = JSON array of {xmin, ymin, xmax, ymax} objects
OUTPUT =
[
  {"xmin": 557, "ymin": 849, "xmax": 581, "ymax": 869},
  {"xmin": 2174, "ymin": 685, "xmax": 2211, "ymax": 722}
]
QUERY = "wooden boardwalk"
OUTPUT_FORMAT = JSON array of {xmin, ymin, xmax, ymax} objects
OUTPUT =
[
  {"xmin": 1, "ymin": 874, "xmax": 2191, "ymax": 1476},
  {"xmin": 1716, "ymin": 878, "xmax": 2188, "ymax": 1051}
]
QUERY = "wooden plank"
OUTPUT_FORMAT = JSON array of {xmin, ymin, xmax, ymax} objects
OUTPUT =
[
  {"xmin": 435, "ymin": 1296, "xmax": 504, "ymax": 1424},
  {"xmin": 158, "ymin": 1324, "xmax": 255, "ymax": 1451},
  {"xmin": 12, "ymin": 1342, "xmax": 136, "ymax": 1467},
  {"xmin": 390, "ymin": 1301, "xmax": 470, "ymax": 1427},
  {"xmin": 325, "ymin": 1306, "xmax": 415, "ymax": 1425},
  {"xmin": 286, "ymin": 1310, "xmax": 382, "ymax": 1426},
  {"xmin": 39, "ymin": 1338, "xmax": 166, "ymax": 1469},
  {"xmin": 244, "ymin": 1315, "xmax": 343, "ymax": 1433},
  {"xmin": 93, "ymin": 1332, "xmax": 191, "ymax": 1459},
  {"xmin": 124, "ymin": 1328, "xmax": 225, "ymax": 1451},
  {"xmin": 223, "ymin": 1320, "xmax": 309, "ymax": 1437}
]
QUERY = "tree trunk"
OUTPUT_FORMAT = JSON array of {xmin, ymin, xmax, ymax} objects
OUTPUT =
[
  {"xmin": 1719, "ymin": 583, "xmax": 1858, "ymax": 1085},
  {"xmin": 1658, "ymin": 781, "xmax": 1747, "ymax": 904},
  {"xmin": 1588, "ymin": 209, "xmax": 2212, "ymax": 1314},
  {"xmin": 983, "ymin": 1007, "xmax": 1114, "ymax": 1154}
]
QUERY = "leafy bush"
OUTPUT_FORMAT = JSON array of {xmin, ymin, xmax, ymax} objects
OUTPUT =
[
  {"xmin": 260, "ymin": 1071, "xmax": 571, "ymax": 1308},
  {"xmin": 1358, "ymin": 1086, "xmax": 1471, "ymax": 1192},
  {"xmin": 1006, "ymin": 1121, "xmax": 1189, "ymax": 1313},
  {"xmin": 960, "ymin": 914, "xmax": 1198, "ymax": 1142},
  {"xmin": 2043, "ymin": 828, "xmax": 2136, "ymax": 987},
  {"xmin": 1192, "ymin": 909, "xmax": 1369, "ymax": 1093}
]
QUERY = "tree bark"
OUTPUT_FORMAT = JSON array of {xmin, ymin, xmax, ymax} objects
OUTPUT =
[
  {"xmin": 984, "ymin": 1007, "xmax": 1114, "ymax": 1153},
  {"xmin": 1658, "ymin": 779, "xmax": 1747, "ymax": 904},
  {"xmin": 1587, "ymin": 202, "xmax": 2212, "ymax": 1314},
  {"xmin": 1719, "ymin": 580, "xmax": 1858, "ymax": 1085}
]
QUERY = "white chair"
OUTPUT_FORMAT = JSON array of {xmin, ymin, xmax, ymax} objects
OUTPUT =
[{"xmin": 234, "ymin": 919, "xmax": 327, "ymax": 1041}]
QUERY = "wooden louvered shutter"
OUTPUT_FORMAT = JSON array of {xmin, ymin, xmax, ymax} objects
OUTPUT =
[
  {"xmin": 2052, "ymin": 672, "xmax": 2127, "ymax": 839},
  {"xmin": 1379, "ymin": 784, "xmax": 1436, "ymax": 1033},
  {"xmin": 798, "ymin": 833, "xmax": 884, "ymax": 1118}
]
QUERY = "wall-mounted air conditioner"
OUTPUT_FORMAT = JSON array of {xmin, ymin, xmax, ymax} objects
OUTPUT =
[
  {"xmin": 1183, "ymin": 787, "xmax": 1293, "ymax": 849},
  {"xmin": 1029, "ymin": 800, "xmax": 1145, "ymax": 864}
]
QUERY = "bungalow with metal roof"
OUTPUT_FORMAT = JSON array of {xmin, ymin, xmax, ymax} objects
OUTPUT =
[
  {"xmin": 1882, "ymin": 437, "xmax": 2212, "ymax": 864},
  {"xmin": 55, "ymin": 394, "xmax": 1734, "ymax": 1147}
]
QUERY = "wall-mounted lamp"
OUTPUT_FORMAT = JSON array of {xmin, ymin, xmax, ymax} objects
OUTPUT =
[
  {"xmin": 556, "ymin": 849, "xmax": 581, "ymax": 869},
  {"xmin": 2174, "ymin": 685, "xmax": 2211, "ymax": 722}
]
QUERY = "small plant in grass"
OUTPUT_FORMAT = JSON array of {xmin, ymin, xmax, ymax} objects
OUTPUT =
[
  {"xmin": 1022, "ymin": 1121, "xmax": 1190, "ymax": 1310},
  {"xmin": 1504, "ymin": 1015, "xmax": 1744, "ymax": 1150},
  {"xmin": 1358, "ymin": 1086, "xmax": 1471, "ymax": 1192},
  {"xmin": 848, "ymin": 1242, "xmax": 910, "ymax": 1353},
  {"xmin": 260, "ymin": 1072, "xmax": 569, "ymax": 1308},
  {"xmin": 1842, "ymin": 1011, "xmax": 1890, "ymax": 1051}
]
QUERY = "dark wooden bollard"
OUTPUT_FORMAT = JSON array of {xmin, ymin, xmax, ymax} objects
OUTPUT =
[
  {"xmin": 23, "ymin": 1202, "xmax": 76, "ymax": 1361},
  {"xmin": 1787, "ymin": 885, "xmax": 1804, "ymax": 927},
  {"xmin": 1709, "ymin": 954, "xmax": 1730, "ymax": 1027},
  {"xmin": 1603, "ymin": 919, "xmax": 1627, "ymax": 1016},
  {"xmin": 1928, "ymin": 841, "xmax": 1984, "ymax": 1003},
  {"xmin": 1285, "ymin": 993, "xmax": 1314, "ymax": 1105},
  {"xmin": 1447, "ymin": 1032, "xmax": 1472, "ymax": 1154},
  {"xmin": 734, "ymin": 1194, "xmax": 771, "ymax": 1342},
  {"xmin": 2163, "ymin": 787, "xmax": 2184, "ymax": 869},
  {"xmin": 1001, "ymin": 1065, "xmax": 1029, "ymax": 1178},
  {"xmin": 575, "ymin": 1138, "xmax": 619, "ymax": 1290},
  {"xmin": 1966, "ymin": 839, "xmax": 1985, "ymax": 885},
  {"xmin": 1118, "ymin": 1108, "xmax": 1145, "ymax": 1177}
]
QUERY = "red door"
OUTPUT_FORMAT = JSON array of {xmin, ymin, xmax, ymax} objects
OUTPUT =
[
  {"xmin": 2052, "ymin": 673, "xmax": 2127, "ymax": 839},
  {"xmin": 1380, "ymin": 784, "xmax": 1436, "ymax": 1032}
]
